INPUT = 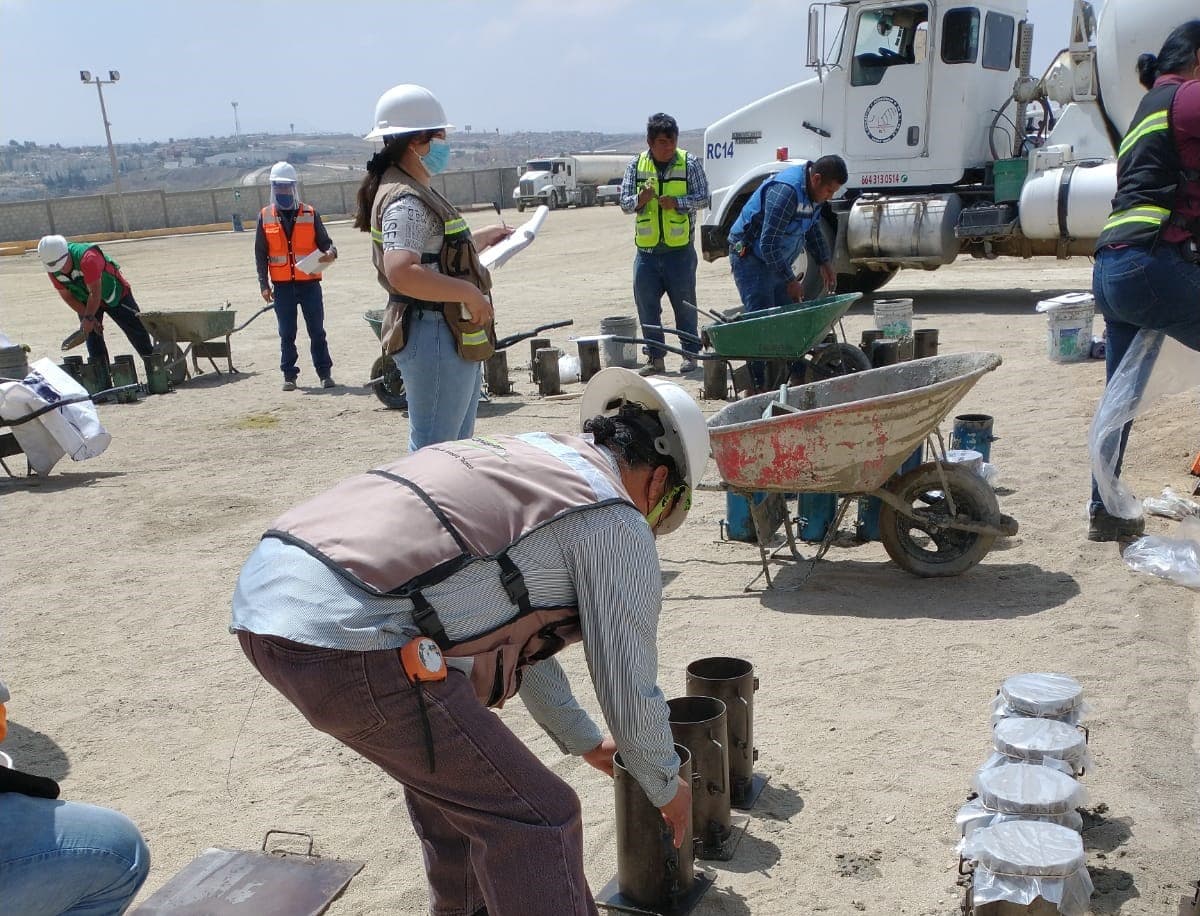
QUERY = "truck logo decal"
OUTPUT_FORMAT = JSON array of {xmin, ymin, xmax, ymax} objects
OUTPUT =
[{"xmin": 864, "ymin": 96, "xmax": 902, "ymax": 144}]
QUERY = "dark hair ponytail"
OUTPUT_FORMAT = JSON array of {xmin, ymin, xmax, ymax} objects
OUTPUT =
[
  {"xmin": 1138, "ymin": 19, "xmax": 1200, "ymax": 89},
  {"xmin": 353, "ymin": 131, "xmax": 422, "ymax": 231},
  {"xmin": 584, "ymin": 403, "xmax": 682, "ymax": 487}
]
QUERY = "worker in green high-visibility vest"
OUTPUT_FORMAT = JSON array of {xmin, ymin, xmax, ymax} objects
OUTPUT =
[{"xmin": 36, "ymin": 235, "xmax": 155, "ymax": 384}]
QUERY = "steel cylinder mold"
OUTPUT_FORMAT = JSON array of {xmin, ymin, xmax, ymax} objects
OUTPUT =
[
  {"xmin": 668, "ymin": 696, "xmax": 732, "ymax": 860},
  {"xmin": 685, "ymin": 657, "xmax": 760, "ymax": 808}
]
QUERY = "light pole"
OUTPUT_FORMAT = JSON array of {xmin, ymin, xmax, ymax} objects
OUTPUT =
[
  {"xmin": 232, "ymin": 101, "xmax": 240, "ymax": 142},
  {"xmin": 79, "ymin": 69, "xmax": 129, "ymax": 234}
]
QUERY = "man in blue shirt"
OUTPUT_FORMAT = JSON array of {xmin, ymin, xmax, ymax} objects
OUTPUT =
[
  {"xmin": 620, "ymin": 113, "xmax": 710, "ymax": 377},
  {"xmin": 727, "ymin": 155, "xmax": 847, "ymax": 313}
]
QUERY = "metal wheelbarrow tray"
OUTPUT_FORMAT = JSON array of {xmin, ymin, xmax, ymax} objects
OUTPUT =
[
  {"xmin": 701, "ymin": 293, "xmax": 861, "ymax": 359},
  {"xmin": 140, "ymin": 308, "xmax": 265, "ymax": 381},
  {"xmin": 706, "ymin": 353, "xmax": 1018, "ymax": 583}
]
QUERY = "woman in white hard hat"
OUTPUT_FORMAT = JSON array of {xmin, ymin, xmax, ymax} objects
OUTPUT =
[
  {"xmin": 354, "ymin": 84, "xmax": 514, "ymax": 451},
  {"xmin": 231, "ymin": 368, "xmax": 710, "ymax": 916}
]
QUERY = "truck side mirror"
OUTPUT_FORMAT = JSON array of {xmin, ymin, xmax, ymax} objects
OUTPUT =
[{"xmin": 806, "ymin": 6, "xmax": 821, "ymax": 67}]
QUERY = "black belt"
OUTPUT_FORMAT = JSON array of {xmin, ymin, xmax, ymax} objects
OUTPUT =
[{"xmin": 388, "ymin": 294, "xmax": 445, "ymax": 314}]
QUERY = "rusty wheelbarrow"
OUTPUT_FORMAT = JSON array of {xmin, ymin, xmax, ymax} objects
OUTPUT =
[{"xmin": 706, "ymin": 352, "xmax": 1018, "ymax": 587}]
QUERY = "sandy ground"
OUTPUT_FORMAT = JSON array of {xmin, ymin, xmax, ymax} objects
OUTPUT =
[{"xmin": 1, "ymin": 204, "xmax": 1198, "ymax": 915}]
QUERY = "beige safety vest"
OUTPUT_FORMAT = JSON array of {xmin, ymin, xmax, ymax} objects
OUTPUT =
[
  {"xmin": 266, "ymin": 433, "xmax": 635, "ymax": 707},
  {"xmin": 370, "ymin": 166, "xmax": 495, "ymax": 361}
]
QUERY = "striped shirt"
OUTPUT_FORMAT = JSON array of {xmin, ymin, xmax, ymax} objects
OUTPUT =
[
  {"xmin": 755, "ymin": 181, "xmax": 833, "ymax": 281},
  {"xmin": 229, "ymin": 450, "xmax": 680, "ymax": 806}
]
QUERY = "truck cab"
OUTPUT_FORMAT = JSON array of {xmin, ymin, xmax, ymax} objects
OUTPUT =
[{"xmin": 702, "ymin": 0, "xmax": 1030, "ymax": 290}]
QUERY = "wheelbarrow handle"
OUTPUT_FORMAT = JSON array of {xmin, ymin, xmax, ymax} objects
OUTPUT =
[
  {"xmin": 643, "ymin": 324, "xmax": 703, "ymax": 346},
  {"xmin": 680, "ymin": 299, "xmax": 733, "ymax": 325},
  {"xmin": 232, "ymin": 304, "xmax": 275, "ymax": 334},
  {"xmin": 3, "ymin": 384, "xmax": 139, "ymax": 425},
  {"xmin": 494, "ymin": 318, "xmax": 574, "ymax": 351},
  {"xmin": 607, "ymin": 336, "xmax": 716, "ymax": 361}
]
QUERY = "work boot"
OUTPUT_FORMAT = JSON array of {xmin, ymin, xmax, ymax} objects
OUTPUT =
[
  {"xmin": 638, "ymin": 357, "xmax": 666, "ymax": 377},
  {"xmin": 321, "ymin": 376, "xmax": 337, "ymax": 389},
  {"xmin": 282, "ymin": 378, "xmax": 297, "ymax": 392},
  {"xmin": 1087, "ymin": 505, "xmax": 1145, "ymax": 542},
  {"xmin": 679, "ymin": 358, "xmax": 699, "ymax": 374}
]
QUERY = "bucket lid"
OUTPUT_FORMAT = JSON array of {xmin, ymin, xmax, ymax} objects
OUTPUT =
[
  {"xmin": 992, "ymin": 717, "xmax": 1087, "ymax": 766},
  {"xmin": 946, "ymin": 449, "xmax": 983, "ymax": 465},
  {"xmin": 973, "ymin": 763, "xmax": 1084, "ymax": 816},
  {"xmin": 964, "ymin": 821, "xmax": 1085, "ymax": 877},
  {"xmin": 999, "ymin": 673, "xmax": 1084, "ymax": 718}
]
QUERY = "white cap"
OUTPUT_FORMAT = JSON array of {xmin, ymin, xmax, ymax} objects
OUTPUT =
[
  {"xmin": 581, "ymin": 367, "xmax": 710, "ymax": 536},
  {"xmin": 37, "ymin": 235, "xmax": 69, "ymax": 270},
  {"xmin": 364, "ymin": 84, "xmax": 452, "ymax": 140}
]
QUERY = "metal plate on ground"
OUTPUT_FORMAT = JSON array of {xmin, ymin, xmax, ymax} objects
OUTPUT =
[
  {"xmin": 696, "ymin": 812, "xmax": 750, "ymax": 862},
  {"xmin": 130, "ymin": 847, "xmax": 363, "ymax": 915},
  {"xmin": 731, "ymin": 773, "xmax": 771, "ymax": 812},
  {"xmin": 596, "ymin": 872, "xmax": 714, "ymax": 915}
]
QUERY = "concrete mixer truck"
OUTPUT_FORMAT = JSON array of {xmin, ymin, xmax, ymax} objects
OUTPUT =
[
  {"xmin": 512, "ymin": 153, "xmax": 633, "ymax": 211},
  {"xmin": 699, "ymin": 0, "xmax": 1195, "ymax": 294}
]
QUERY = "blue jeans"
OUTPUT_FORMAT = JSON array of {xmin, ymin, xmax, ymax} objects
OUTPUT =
[
  {"xmin": 632, "ymin": 247, "xmax": 700, "ymax": 358},
  {"xmin": 272, "ymin": 280, "xmax": 332, "ymax": 381},
  {"xmin": 0, "ymin": 794, "xmax": 150, "ymax": 915},
  {"xmin": 730, "ymin": 248, "xmax": 798, "ymax": 388},
  {"xmin": 1089, "ymin": 243, "xmax": 1200, "ymax": 508},
  {"xmin": 393, "ymin": 308, "xmax": 483, "ymax": 452}
]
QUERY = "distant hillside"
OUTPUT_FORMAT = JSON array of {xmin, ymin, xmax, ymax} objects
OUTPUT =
[{"xmin": 0, "ymin": 128, "xmax": 707, "ymax": 202}]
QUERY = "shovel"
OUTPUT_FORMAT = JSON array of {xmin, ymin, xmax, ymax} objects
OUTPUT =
[{"xmin": 61, "ymin": 328, "xmax": 88, "ymax": 351}]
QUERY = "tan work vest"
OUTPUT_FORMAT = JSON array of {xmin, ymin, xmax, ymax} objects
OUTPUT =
[
  {"xmin": 265, "ymin": 433, "xmax": 634, "ymax": 707},
  {"xmin": 370, "ymin": 166, "xmax": 495, "ymax": 362}
]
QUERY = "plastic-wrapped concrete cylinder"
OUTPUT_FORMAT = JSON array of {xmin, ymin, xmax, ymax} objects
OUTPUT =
[
  {"xmin": 956, "ymin": 763, "xmax": 1087, "ymax": 839},
  {"xmin": 961, "ymin": 821, "xmax": 1093, "ymax": 915},
  {"xmin": 982, "ymin": 717, "xmax": 1092, "ymax": 779},
  {"xmin": 991, "ymin": 673, "xmax": 1088, "ymax": 726}
]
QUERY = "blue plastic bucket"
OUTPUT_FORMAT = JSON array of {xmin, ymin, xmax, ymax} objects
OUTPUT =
[
  {"xmin": 950, "ymin": 414, "xmax": 995, "ymax": 462},
  {"xmin": 724, "ymin": 491, "xmax": 768, "ymax": 542},
  {"xmin": 797, "ymin": 493, "xmax": 838, "ymax": 542}
]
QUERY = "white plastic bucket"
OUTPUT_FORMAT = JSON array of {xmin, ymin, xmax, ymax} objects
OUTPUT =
[
  {"xmin": 1046, "ymin": 305, "xmax": 1094, "ymax": 363},
  {"xmin": 873, "ymin": 298, "xmax": 913, "ymax": 340}
]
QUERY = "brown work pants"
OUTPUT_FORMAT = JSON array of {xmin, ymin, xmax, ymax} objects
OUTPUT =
[{"xmin": 237, "ymin": 631, "xmax": 598, "ymax": 916}]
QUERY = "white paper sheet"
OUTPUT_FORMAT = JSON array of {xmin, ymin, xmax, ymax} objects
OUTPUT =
[
  {"xmin": 480, "ymin": 205, "xmax": 549, "ymax": 271},
  {"xmin": 295, "ymin": 249, "xmax": 335, "ymax": 274}
]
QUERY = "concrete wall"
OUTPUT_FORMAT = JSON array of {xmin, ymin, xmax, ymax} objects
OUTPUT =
[{"xmin": 0, "ymin": 167, "xmax": 521, "ymax": 243}]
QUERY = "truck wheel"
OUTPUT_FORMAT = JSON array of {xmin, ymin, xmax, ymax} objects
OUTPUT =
[
  {"xmin": 838, "ymin": 265, "xmax": 899, "ymax": 295},
  {"xmin": 517, "ymin": 201, "xmax": 525, "ymax": 213},
  {"xmin": 879, "ymin": 462, "xmax": 999, "ymax": 577},
  {"xmin": 546, "ymin": 192, "xmax": 557, "ymax": 211}
]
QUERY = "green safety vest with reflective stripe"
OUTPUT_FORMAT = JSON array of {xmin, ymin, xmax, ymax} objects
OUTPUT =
[
  {"xmin": 370, "ymin": 166, "xmax": 495, "ymax": 362},
  {"xmin": 51, "ymin": 242, "xmax": 126, "ymax": 308},
  {"xmin": 635, "ymin": 149, "xmax": 691, "ymax": 249},
  {"xmin": 1096, "ymin": 83, "xmax": 1187, "ymax": 250}
]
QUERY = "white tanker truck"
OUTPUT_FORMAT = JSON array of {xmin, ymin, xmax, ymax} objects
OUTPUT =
[
  {"xmin": 700, "ymin": 0, "xmax": 1195, "ymax": 294},
  {"xmin": 512, "ymin": 153, "xmax": 633, "ymax": 211}
]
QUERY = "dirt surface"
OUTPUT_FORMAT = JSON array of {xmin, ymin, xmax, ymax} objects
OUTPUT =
[{"xmin": 2, "ymin": 204, "xmax": 1198, "ymax": 914}]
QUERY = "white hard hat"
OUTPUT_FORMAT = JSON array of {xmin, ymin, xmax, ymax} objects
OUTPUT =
[
  {"xmin": 364, "ymin": 84, "xmax": 452, "ymax": 140},
  {"xmin": 581, "ymin": 367, "xmax": 710, "ymax": 536},
  {"xmin": 37, "ymin": 235, "xmax": 69, "ymax": 270},
  {"xmin": 269, "ymin": 161, "xmax": 298, "ymax": 183}
]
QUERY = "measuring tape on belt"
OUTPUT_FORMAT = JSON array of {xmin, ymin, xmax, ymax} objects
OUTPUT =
[{"xmin": 400, "ymin": 637, "xmax": 446, "ymax": 773}]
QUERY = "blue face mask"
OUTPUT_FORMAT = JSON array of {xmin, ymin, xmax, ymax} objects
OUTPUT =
[{"xmin": 420, "ymin": 137, "xmax": 450, "ymax": 175}]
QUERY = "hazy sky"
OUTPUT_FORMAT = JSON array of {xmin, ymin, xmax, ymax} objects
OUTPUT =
[{"xmin": 1, "ymin": 0, "xmax": 1073, "ymax": 146}]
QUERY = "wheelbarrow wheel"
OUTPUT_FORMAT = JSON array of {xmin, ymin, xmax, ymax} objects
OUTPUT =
[
  {"xmin": 370, "ymin": 354, "xmax": 407, "ymax": 410},
  {"xmin": 157, "ymin": 343, "xmax": 188, "ymax": 385},
  {"xmin": 879, "ymin": 462, "xmax": 999, "ymax": 577},
  {"xmin": 806, "ymin": 342, "xmax": 871, "ymax": 381}
]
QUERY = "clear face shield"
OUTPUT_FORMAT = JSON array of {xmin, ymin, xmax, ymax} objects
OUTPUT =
[{"xmin": 271, "ymin": 181, "xmax": 298, "ymax": 210}]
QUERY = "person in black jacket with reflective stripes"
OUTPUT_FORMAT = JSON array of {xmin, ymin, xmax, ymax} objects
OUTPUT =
[{"xmin": 1088, "ymin": 20, "xmax": 1200, "ymax": 542}]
